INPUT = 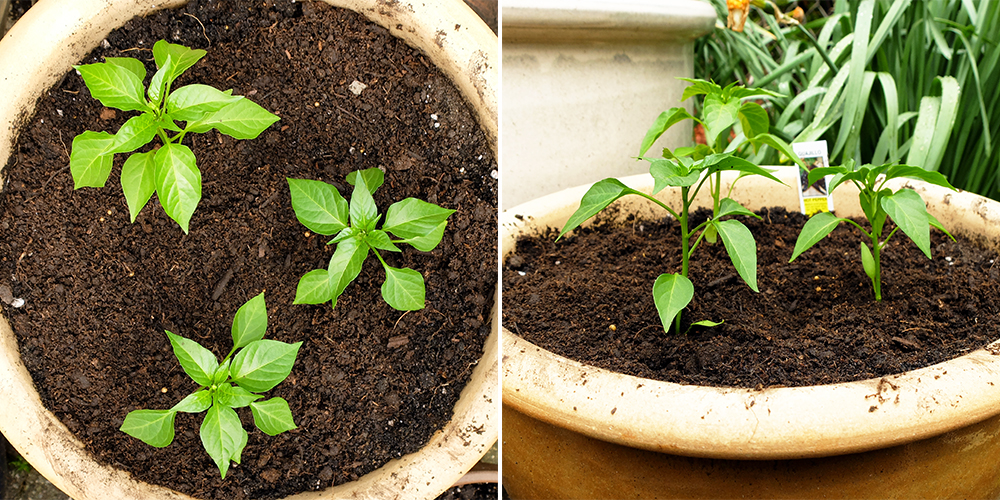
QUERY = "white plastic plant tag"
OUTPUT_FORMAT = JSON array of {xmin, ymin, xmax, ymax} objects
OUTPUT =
[{"xmin": 792, "ymin": 141, "xmax": 834, "ymax": 216}]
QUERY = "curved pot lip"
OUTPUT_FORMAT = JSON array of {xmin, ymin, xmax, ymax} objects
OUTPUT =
[
  {"xmin": 0, "ymin": 1, "xmax": 497, "ymax": 499},
  {"xmin": 501, "ymin": 172, "xmax": 1000, "ymax": 460}
]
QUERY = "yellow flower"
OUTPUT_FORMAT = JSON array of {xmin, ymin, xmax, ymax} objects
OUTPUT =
[{"xmin": 727, "ymin": 0, "xmax": 750, "ymax": 32}]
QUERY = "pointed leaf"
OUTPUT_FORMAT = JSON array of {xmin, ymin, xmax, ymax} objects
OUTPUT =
[
  {"xmin": 148, "ymin": 54, "xmax": 175, "ymax": 106},
  {"xmin": 381, "ymin": 265, "xmax": 425, "ymax": 311},
  {"xmin": 70, "ymin": 131, "xmax": 115, "ymax": 188},
  {"xmin": 121, "ymin": 151, "xmax": 157, "ymax": 222},
  {"xmin": 75, "ymin": 62, "xmax": 148, "ymax": 112},
  {"xmin": 559, "ymin": 179, "xmax": 639, "ymax": 239},
  {"xmin": 928, "ymin": 213, "xmax": 955, "ymax": 241},
  {"xmin": 884, "ymin": 164, "xmax": 956, "ymax": 190},
  {"xmin": 717, "ymin": 198, "xmax": 760, "ymax": 219},
  {"xmin": 166, "ymin": 331, "xmax": 219, "ymax": 387},
  {"xmin": 346, "ymin": 168, "xmax": 385, "ymax": 193},
  {"xmin": 652, "ymin": 273, "xmax": 694, "ymax": 333},
  {"xmin": 678, "ymin": 78, "xmax": 720, "ymax": 101},
  {"xmin": 747, "ymin": 133, "xmax": 807, "ymax": 169},
  {"xmin": 200, "ymin": 403, "xmax": 243, "ymax": 479},
  {"xmin": 650, "ymin": 159, "xmax": 701, "ymax": 193},
  {"xmin": 187, "ymin": 98, "xmax": 280, "ymax": 139},
  {"xmin": 704, "ymin": 154, "xmax": 784, "ymax": 185},
  {"xmin": 287, "ymin": 178, "xmax": 349, "ymax": 235},
  {"xmin": 103, "ymin": 57, "xmax": 146, "ymax": 81},
  {"xmin": 152, "ymin": 40, "xmax": 206, "ymax": 77},
  {"xmin": 737, "ymin": 102, "xmax": 769, "ymax": 138},
  {"xmin": 807, "ymin": 166, "xmax": 848, "ymax": 187},
  {"xmin": 212, "ymin": 358, "xmax": 232, "ymax": 385},
  {"xmin": 250, "ymin": 397, "xmax": 297, "ymax": 436},
  {"xmin": 172, "ymin": 390, "xmax": 213, "ymax": 414},
  {"xmin": 702, "ymin": 94, "xmax": 740, "ymax": 148},
  {"xmin": 638, "ymin": 107, "xmax": 696, "ymax": 157},
  {"xmin": 860, "ymin": 242, "xmax": 877, "ymax": 281},
  {"xmin": 790, "ymin": 211, "xmax": 844, "ymax": 261},
  {"xmin": 216, "ymin": 383, "xmax": 263, "ymax": 409},
  {"xmin": 714, "ymin": 219, "xmax": 759, "ymax": 292},
  {"xmin": 881, "ymin": 189, "xmax": 931, "ymax": 258},
  {"xmin": 383, "ymin": 198, "xmax": 455, "ymax": 240},
  {"xmin": 365, "ymin": 230, "xmax": 401, "ymax": 252},
  {"xmin": 109, "ymin": 113, "xmax": 158, "ymax": 154},
  {"xmin": 232, "ymin": 292, "xmax": 267, "ymax": 349},
  {"xmin": 231, "ymin": 339, "xmax": 302, "ymax": 393},
  {"xmin": 294, "ymin": 269, "xmax": 331, "ymax": 305},
  {"xmin": 328, "ymin": 237, "xmax": 369, "ymax": 308},
  {"xmin": 154, "ymin": 143, "xmax": 202, "ymax": 233},
  {"xmin": 167, "ymin": 84, "xmax": 244, "ymax": 122},
  {"xmin": 121, "ymin": 409, "xmax": 176, "ymax": 448},
  {"xmin": 349, "ymin": 174, "xmax": 378, "ymax": 230},
  {"xmin": 396, "ymin": 220, "xmax": 447, "ymax": 252}
]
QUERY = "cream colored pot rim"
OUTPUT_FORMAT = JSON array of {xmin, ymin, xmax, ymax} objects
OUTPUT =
[
  {"xmin": 0, "ymin": 0, "xmax": 497, "ymax": 499},
  {"xmin": 501, "ymin": 172, "xmax": 1000, "ymax": 461}
]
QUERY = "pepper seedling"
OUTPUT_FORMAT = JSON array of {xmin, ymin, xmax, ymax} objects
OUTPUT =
[
  {"xmin": 71, "ymin": 40, "xmax": 280, "ymax": 233},
  {"xmin": 789, "ymin": 160, "xmax": 957, "ymax": 300},
  {"xmin": 287, "ymin": 168, "xmax": 455, "ymax": 311},
  {"xmin": 559, "ymin": 79, "xmax": 806, "ymax": 334},
  {"xmin": 120, "ymin": 293, "xmax": 301, "ymax": 479}
]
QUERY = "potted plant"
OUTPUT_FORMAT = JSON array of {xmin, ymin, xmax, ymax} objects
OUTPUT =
[
  {"xmin": 501, "ymin": 84, "xmax": 1000, "ymax": 497},
  {"xmin": 0, "ymin": 0, "xmax": 497, "ymax": 499}
]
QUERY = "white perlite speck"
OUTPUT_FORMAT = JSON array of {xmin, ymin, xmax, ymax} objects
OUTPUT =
[{"xmin": 348, "ymin": 80, "xmax": 367, "ymax": 95}]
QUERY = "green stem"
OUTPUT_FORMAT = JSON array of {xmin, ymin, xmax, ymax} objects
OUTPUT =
[
  {"xmin": 676, "ymin": 187, "xmax": 693, "ymax": 334},
  {"xmin": 871, "ymin": 234, "xmax": 882, "ymax": 301},
  {"xmin": 797, "ymin": 23, "xmax": 839, "ymax": 75}
]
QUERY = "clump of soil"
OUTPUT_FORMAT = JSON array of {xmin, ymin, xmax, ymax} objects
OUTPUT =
[
  {"xmin": 503, "ymin": 206, "xmax": 1000, "ymax": 388},
  {"xmin": 0, "ymin": 1, "xmax": 496, "ymax": 498}
]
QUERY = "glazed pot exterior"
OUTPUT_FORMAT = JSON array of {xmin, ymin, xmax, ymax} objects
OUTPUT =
[
  {"xmin": 0, "ymin": 1, "xmax": 497, "ymax": 499},
  {"xmin": 500, "ymin": 0, "xmax": 716, "ymax": 209},
  {"xmin": 501, "ymin": 171, "xmax": 1000, "ymax": 499}
]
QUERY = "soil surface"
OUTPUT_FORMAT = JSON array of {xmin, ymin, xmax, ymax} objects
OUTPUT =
[
  {"xmin": 503, "ymin": 206, "xmax": 1000, "ymax": 388},
  {"xmin": 0, "ymin": 1, "xmax": 496, "ymax": 499}
]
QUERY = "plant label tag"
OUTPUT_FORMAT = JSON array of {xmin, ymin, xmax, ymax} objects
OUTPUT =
[{"xmin": 793, "ymin": 141, "xmax": 834, "ymax": 216}]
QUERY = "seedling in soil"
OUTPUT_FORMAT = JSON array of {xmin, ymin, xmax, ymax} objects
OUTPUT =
[
  {"xmin": 287, "ymin": 168, "xmax": 455, "ymax": 311},
  {"xmin": 789, "ymin": 160, "xmax": 957, "ymax": 300},
  {"xmin": 120, "ymin": 293, "xmax": 300, "ymax": 479},
  {"xmin": 559, "ymin": 79, "xmax": 806, "ymax": 334},
  {"xmin": 71, "ymin": 40, "xmax": 280, "ymax": 233}
]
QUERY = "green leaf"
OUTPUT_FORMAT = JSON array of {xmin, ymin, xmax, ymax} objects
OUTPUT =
[
  {"xmin": 652, "ymin": 273, "xmax": 694, "ymax": 333},
  {"xmin": 860, "ymin": 242, "xmax": 877, "ymax": 281},
  {"xmin": 75, "ymin": 62, "xmax": 148, "ymax": 112},
  {"xmin": 807, "ymin": 166, "xmax": 849, "ymax": 187},
  {"xmin": 737, "ymin": 102, "xmax": 769, "ymax": 138},
  {"xmin": 365, "ymin": 230, "xmax": 401, "ymax": 252},
  {"xmin": 703, "ymin": 154, "xmax": 784, "ymax": 184},
  {"xmin": 790, "ymin": 211, "xmax": 844, "ymax": 261},
  {"xmin": 638, "ymin": 107, "xmax": 696, "ymax": 157},
  {"xmin": 884, "ymin": 164, "xmax": 957, "ymax": 190},
  {"xmin": 691, "ymin": 319, "xmax": 724, "ymax": 327},
  {"xmin": 703, "ymin": 223, "xmax": 718, "ymax": 244},
  {"xmin": 166, "ymin": 84, "xmax": 244, "ymax": 122},
  {"xmin": 649, "ymin": 159, "xmax": 701, "ymax": 192},
  {"xmin": 559, "ymin": 179, "xmax": 638, "ymax": 239},
  {"xmin": 120, "ymin": 409, "xmax": 176, "ymax": 448},
  {"xmin": 231, "ymin": 339, "xmax": 302, "ymax": 393},
  {"xmin": 714, "ymin": 219, "xmax": 759, "ymax": 292},
  {"xmin": 200, "ymin": 403, "xmax": 244, "ymax": 479},
  {"xmin": 250, "ymin": 397, "xmax": 297, "ymax": 436},
  {"xmin": 212, "ymin": 358, "xmax": 232, "ymax": 385},
  {"xmin": 928, "ymin": 212, "xmax": 956, "ymax": 241},
  {"xmin": 121, "ymin": 151, "xmax": 157, "ymax": 222},
  {"xmin": 381, "ymin": 265, "xmax": 425, "ymax": 311},
  {"xmin": 166, "ymin": 331, "xmax": 219, "ymax": 387},
  {"xmin": 678, "ymin": 78, "xmax": 720, "ymax": 101},
  {"xmin": 69, "ymin": 131, "xmax": 115, "ymax": 188},
  {"xmin": 232, "ymin": 292, "xmax": 267, "ymax": 349},
  {"xmin": 349, "ymin": 173, "xmax": 379, "ymax": 230},
  {"xmin": 287, "ymin": 178, "xmax": 350, "ymax": 235},
  {"xmin": 328, "ymin": 237, "xmax": 369, "ymax": 308},
  {"xmin": 187, "ymin": 98, "xmax": 280, "ymax": 139},
  {"xmin": 717, "ymin": 198, "xmax": 760, "ymax": 219},
  {"xmin": 216, "ymin": 383, "xmax": 263, "ymax": 409},
  {"xmin": 172, "ymin": 390, "xmax": 213, "ymax": 413},
  {"xmin": 881, "ymin": 189, "xmax": 931, "ymax": 258},
  {"xmin": 346, "ymin": 168, "xmax": 385, "ymax": 193},
  {"xmin": 103, "ymin": 57, "xmax": 146, "ymax": 81},
  {"xmin": 747, "ymin": 133, "xmax": 807, "ymax": 170},
  {"xmin": 383, "ymin": 198, "xmax": 455, "ymax": 240},
  {"xmin": 109, "ymin": 113, "xmax": 158, "ymax": 154},
  {"xmin": 702, "ymin": 94, "xmax": 740, "ymax": 148},
  {"xmin": 152, "ymin": 40, "xmax": 207, "ymax": 77},
  {"xmin": 154, "ymin": 143, "xmax": 202, "ymax": 233},
  {"xmin": 395, "ymin": 220, "xmax": 448, "ymax": 252},
  {"xmin": 147, "ymin": 54, "xmax": 175, "ymax": 107},
  {"xmin": 294, "ymin": 269, "xmax": 331, "ymax": 305}
]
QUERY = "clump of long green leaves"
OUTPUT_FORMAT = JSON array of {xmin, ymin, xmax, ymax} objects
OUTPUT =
[
  {"xmin": 559, "ymin": 79, "xmax": 804, "ymax": 333},
  {"xmin": 790, "ymin": 160, "xmax": 956, "ymax": 300},
  {"xmin": 71, "ymin": 40, "xmax": 280, "ymax": 232},
  {"xmin": 697, "ymin": 0, "xmax": 1000, "ymax": 199},
  {"xmin": 288, "ymin": 168, "xmax": 454, "ymax": 311},
  {"xmin": 120, "ymin": 293, "xmax": 300, "ymax": 479}
]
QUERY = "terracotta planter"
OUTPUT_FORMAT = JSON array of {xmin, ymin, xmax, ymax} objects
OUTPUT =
[
  {"xmin": 500, "ymin": 0, "xmax": 716, "ymax": 208},
  {"xmin": 0, "ymin": 1, "xmax": 497, "ymax": 499},
  {"xmin": 501, "ymin": 170, "xmax": 1000, "ymax": 499}
]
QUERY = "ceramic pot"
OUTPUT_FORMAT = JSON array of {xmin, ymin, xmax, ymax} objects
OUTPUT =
[
  {"xmin": 500, "ymin": 0, "xmax": 716, "ymax": 208},
  {"xmin": 0, "ymin": 1, "xmax": 497, "ymax": 499},
  {"xmin": 501, "ymin": 170, "xmax": 1000, "ymax": 499}
]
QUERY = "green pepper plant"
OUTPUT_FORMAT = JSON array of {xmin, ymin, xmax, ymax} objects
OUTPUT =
[
  {"xmin": 559, "ymin": 79, "xmax": 806, "ymax": 334},
  {"xmin": 789, "ymin": 160, "xmax": 957, "ymax": 300},
  {"xmin": 71, "ymin": 40, "xmax": 280, "ymax": 233},
  {"xmin": 120, "ymin": 293, "xmax": 300, "ymax": 478},
  {"xmin": 287, "ymin": 168, "xmax": 455, "ymax": 311}
]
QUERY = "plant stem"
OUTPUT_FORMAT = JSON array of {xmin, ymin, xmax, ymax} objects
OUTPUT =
[
  {"xmin": 871, "ymin": 235, "xmax": 882, "ymax": 301},
  {"xmin": 676, "ymin": 187, "xmax": 692, "ymax": 334}
]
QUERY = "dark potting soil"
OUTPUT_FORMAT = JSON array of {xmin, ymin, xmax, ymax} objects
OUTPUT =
[
  {"xmin": 0, "ymin": 1, "xmax": 496, "ymax": 498},
  {"xmin": 503, "ymin": 206, "xmax": 1000, "ymax": 388}
]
